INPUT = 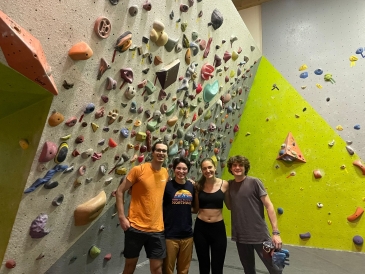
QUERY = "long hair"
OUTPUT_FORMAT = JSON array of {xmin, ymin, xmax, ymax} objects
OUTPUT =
[{"xmin": 196, "ymin": 158, "xmax": 216, "ymax": 192}]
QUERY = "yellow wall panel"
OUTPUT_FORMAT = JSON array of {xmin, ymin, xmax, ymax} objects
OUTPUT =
[{"xmin": 223, "ymin": 56, "xmax": 365, "ymax": 252}]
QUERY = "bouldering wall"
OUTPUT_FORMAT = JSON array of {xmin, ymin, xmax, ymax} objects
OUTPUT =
[
  {"xmin": 0, "ymin": 0, "xmax": 261, "ymax": 273},
  {"xmin": 222, "ymin": 56, "xmax": 365, "ymax": 252}
]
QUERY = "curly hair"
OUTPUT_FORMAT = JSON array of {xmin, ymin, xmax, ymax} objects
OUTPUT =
[
  {"xmin": 227, "ymin": 155, "xmax": 250, "ymax": 175},
  {"xmin": 172, "ymin": 156, "xmax": 191, "ymax": 172}
]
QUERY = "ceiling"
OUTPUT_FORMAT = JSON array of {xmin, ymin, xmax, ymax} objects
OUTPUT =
[{"xmin": 232, "ymin": 0, "xmax": 273, "ymax": 10}]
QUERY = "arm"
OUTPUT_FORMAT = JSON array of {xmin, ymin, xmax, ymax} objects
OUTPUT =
[
  {"xmin": 261, "ymin": 194, "xmax": 282, "ymax": 250},
  {"xmin": 192, "ymin": 183, "xmax": 199, "ymax": 214},
  {"xmin": 115, "ymin": 176, "xmax": 133, "ymax": 231},
  {"xmin": 223, "ymin": 180, "xmax": 231, "ymax": 210}
]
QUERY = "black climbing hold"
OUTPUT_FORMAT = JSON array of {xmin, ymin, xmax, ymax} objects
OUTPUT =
[{"xmin": 44, "ymin": 181, "xmax": 59, "ymax": 189}]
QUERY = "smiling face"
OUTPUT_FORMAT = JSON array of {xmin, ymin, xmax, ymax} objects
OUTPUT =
[
  {"xmin": 174, "ymin": 162, "xmax": 188, "ymax": 181},
  {"xmin": 230, "ymin": 162, "xmax": 246, "ymax": 177},
  {"xmin": 201, "ymin": 159, "xmax": 216, "ymax": 179},
  {"xmin": 151, "ymin": 143, "xmax": 168, "ymax": 164}
]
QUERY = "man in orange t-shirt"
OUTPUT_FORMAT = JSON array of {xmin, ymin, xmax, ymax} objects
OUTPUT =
[{"xmin": 116, "ymin": 141, "xmax": 169, "ymax": 274}]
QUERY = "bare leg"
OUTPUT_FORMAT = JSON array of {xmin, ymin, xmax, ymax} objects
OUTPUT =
[
  {"xmin": 123, "ymin": 257, "xmax": 138, "ymax": 274},
  {"xmin": 150, "ymin": 258, "xmax": 163, "ymax": 274}
]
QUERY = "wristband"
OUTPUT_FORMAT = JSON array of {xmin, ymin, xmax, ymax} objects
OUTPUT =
[{"xmin": 272, "ymin": 231, "xmax": 280, "ymax": 235}]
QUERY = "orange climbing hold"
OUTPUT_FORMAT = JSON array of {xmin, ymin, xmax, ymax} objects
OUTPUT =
[
  {"xmin": 68, "ymin": 41, "xmax": 93, "ymax": 60},
  {"xmin": 353, "ymin": 159, "xmax": 365, "ymax": 175},
  {"xmin": 347, "ymin": 207, "xmax": 364, "ymax": 222},
  {"xmin": 277, "ymin": 132, "xmax": 306, "ymax": 163},
  {"xmin": 0, "ymin": 10, "xmax": 58, "ymax": 95}
]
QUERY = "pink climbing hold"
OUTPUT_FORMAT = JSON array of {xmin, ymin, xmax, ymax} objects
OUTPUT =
[{"xmin": 104, "ymin": 253, "xmax": 112, "ymax": 261}]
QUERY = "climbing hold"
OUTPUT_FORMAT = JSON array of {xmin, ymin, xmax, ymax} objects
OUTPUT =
[
  {"xmin": 299, "ymin": 232, "xmax": 311, "ymax": 239},
  {"xmin": 150, "ymin": 20, "xmax": 168, "ymax": 46},
  {"xmin": 52, "ymin": 194, "xmax": 64, "ymax": 206},
  {"xmin": 120, "ymin": 128, "xmax": 130, "ymax": 138},
  {"xmin": 97, "ymin": 58, "xmax": 110, "ymax": 80},
  {"xmin": 201, "ymin": 63, "xmax": 214, "ymax": 80},
  {"xmin": 336, "ymin": 125, "xmax": 343, "ymax": 131},
  {"xmin": 29, "ymin": 213, "xmax": 50, "ymax": 238},
  {"xmin": 5, "ymin": 259, "xmax": 16, "ymax": 269},
  {"xmin": 208, "ymin": 9, "xmax": 223, "ymax": 30},
  {"xmin": 203, "ymin": 80, "xmax": 219, "ymax": 102},
  {"xmin": 299, "ymin": 64, "xmax": 307, "ymax": 71},
  {"xmin": 181, "ymin": 22, "xmax": 188, "ymax": 32},
  {"xmin": 55, "ymin": 142, "xmax": 68, "ymax": 163},
  {"xmin": 324, "ymin": 73, "xmax": 335, "ymax": 83},
  {"xmin": 81, "ymin": 149, "xmax": 93, "ymax": 159},
  {"xmin": 353, "ymin": 159, "xmax": 365, "ymax": 175},
  {"xmin": 346, "ymin": 145, "xmax": 355, "ymax": 155},
  {"xmin": 84, "ymin": 103, "xmax": 95, "ymax": 114},
  {"xmin": 107, "ymin": 138, "xmax": 117, "ymax": 149},
  {"xmin": 39, "ymin": 142, "xmax": 57, "ymax": 162},
  {"xmin": 299, "ymin": 72, "xmax": 308, "ymax": 79},
  {"xmin": 347, "ymin": 207, "xmax": 364, "ymax": 222},
  {"xmin": 75, "ymin": 135, "xmax": 84, "ymax": 144},
  {"xmin": 68, "ymin": 41, "xmax": 93, "ymax": 60},
  {"xmin": 223, "ymin": 51, "xmax": 231, "ymax": 62},
  {"xmin": 18, "ymin": 139, "xmax": 29, "ymax": 150},
  {"xmin": 316, "ymin": 202, "xmax": 324, "ymax": 208},
  {"xmin": 354, "ymin": 124, "xmax": 361, "ymax": 130},
  {"xmin": 156, "ymin": 59, "xmax": 180, "ymax": 89},
  {"xmin": 74, "ymin": 191, "xmax": 106, "ymax": 226},
  {"xmin": 128, "ymin": 5, "xmax": 138, "ymax": 16},
  {"xmin": 277, "ymin": 132, "xmax": 306, "ymax": 163},
  {"xmin": 94, "ymin": 16, "xmax": 111, "ymax": 39},
  {"xmin": 44, "ymin": 181, "xmax": 58, "ymax": 189},
  {"xmin": 277, "ymin": 208, "xmax": 284, "ymax": 215},
  {"xmin": 65, "ymin": 116, "xmax": 77, "ymax": 127},
  {"xmin": 91, "ymin": 122, "xmax": 99, "ymax": 132},
  {"xmin": 203, "ymin": 37, "xmax": 213, "ymax": 58},
  {"xmin": 48, "ymin": 111, "xmax": 64, "ymax": 127},
  {"xmin": 353, "ymin": 235, "xmax": 364, "ymax": 246},
  {"xmin": 313, "ymin": 170, "xmax": 322, "ymax": 179}
]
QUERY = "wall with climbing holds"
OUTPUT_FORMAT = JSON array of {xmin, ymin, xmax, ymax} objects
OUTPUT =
[
  {"xmin": 222, "ymin": 56, "xmax": 365, "ymax": 252},
  {"xmin": 0, "ymin": 0, "xmax": 261, "ymax": 273},
  {"xmin": 262, "ymin": 0, "xmax": 365, "ymax": 162}
]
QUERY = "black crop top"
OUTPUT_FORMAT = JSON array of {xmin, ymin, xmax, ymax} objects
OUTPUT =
[{"xmin": 198, "ymin": 180, "xmax": 224, "ymax": 209}]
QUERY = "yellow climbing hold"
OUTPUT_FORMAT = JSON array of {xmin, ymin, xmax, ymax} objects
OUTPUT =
[
  {"xmin": 349, "ymin": 55, "xmax": 358, "ymax": 67},
  {"xmin": 316, "ymin": 83, "xmax": 322, "ymax": 89},
  {"xmin": 19, "ymin": 139, "xmax": 29, "ymax": 149},
  {"xmin": 327, "ymin": 220, "xmax": 332, "ymax": 225},
  {"xmin": 60, "ymin": 134, "xmax": 71, "ymax": 140},
  {"xmin": 299, "ymin": 64, "xmax": 307, "ymax": 71},
  {"xmin": 231, "ymin": 51, "xmax": 238, "ymax": 61},
  {"xmin": 230, "ymin": 70, "xmax": 235, "ymax": 78},
  {"xmin": 91, "ymin": 123, "xmax": 99, "ymax": 132},
  {"xmin": 336, "ymin": 125, "xmax": 343, "ymax": 131}
]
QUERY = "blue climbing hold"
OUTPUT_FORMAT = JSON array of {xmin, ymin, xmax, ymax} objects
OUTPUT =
[
  {"xmin": 277, "ymin": 207, "xmax": 284, "ymax": 214},
  {"xmin": 354, "ymin": 124, "xmax": 361, "ymax": 130},
  {"xmin": 120, "ymin": 128, "xmax": 129, "ymax": 138},
  {"xmin": 314, "ymin": 69, "xmax": 323, "ymax": 75},
  {"xmin": 299, "ymin": 72, "xmax": 308, "ymax": 79},
  {"xmin": 356, "ymin": 47, "xmax": 364, "ymax": 54},
  {"xmin": 84, "ymin": 103, "xmax": 95, "ymax": 114}
]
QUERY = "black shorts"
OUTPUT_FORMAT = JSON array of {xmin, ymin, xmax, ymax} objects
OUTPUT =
[{"xmin": 123, "ymin": 226, "xmax": 166, "ymax": 259}]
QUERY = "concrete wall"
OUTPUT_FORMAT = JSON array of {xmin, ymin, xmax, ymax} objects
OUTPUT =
[{"xmin": 0, "ymin": 0, "xmax": 261, "ymax": 273}]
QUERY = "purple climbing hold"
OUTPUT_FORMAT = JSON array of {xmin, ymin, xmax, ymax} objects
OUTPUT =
[
  {"xmin": 143, "ymin": 1, "xmax": 152, "ymax": 11},
  {"xmin": 299, "ymin": 232, "xmax": 311, "ymax": 239},
  {"xmin": 29, "ymin": 213, "xmax": 50, "ymax": 238},
  {"xmin": 353, "ymin": 235, "xmax": 363, "ymax": 245}
]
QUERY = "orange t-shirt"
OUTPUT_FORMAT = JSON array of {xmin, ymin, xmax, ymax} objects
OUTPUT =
[{"xmin": 127, "ymin": 163, "xmax": 169, "ymax": 232}]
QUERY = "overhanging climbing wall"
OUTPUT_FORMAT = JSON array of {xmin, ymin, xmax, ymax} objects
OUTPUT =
[
  {"xmin": 222, "ymin": 56, "xmax": 365, "ymax": 251},
  {"xmin": 0, "ymin": 0, "xmax": 261, "ymax": 273}
]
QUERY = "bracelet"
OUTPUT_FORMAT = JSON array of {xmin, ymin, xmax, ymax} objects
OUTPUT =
[{"xmin": 272, "ymin": 231, "xmax": 280, "ymax": 235}]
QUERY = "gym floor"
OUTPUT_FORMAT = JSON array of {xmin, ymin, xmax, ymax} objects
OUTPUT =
[{"xmin": 132, "ymin": 240, "xmax": 365, "ymax": 274}]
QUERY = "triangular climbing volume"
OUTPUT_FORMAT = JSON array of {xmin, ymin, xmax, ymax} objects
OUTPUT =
[{"xmin": 277, "ymin": 132, "xmax": 306, "ymax": 163}]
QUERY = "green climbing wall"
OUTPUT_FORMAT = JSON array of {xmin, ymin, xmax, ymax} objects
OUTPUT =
[
  {"xmin": 0, "ymin": 63, "xmax": 53, "ymax": 263},
  {"xmin": 222, "ymin": 56, "xmax": 365, "ymax": 252}
]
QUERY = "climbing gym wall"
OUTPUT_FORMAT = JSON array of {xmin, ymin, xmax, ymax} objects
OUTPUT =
[
  {"xmin": 0, "ymin": 0, "xmax": 261, "ymax": 273},
  {"xmin": 223, "ymin": 56, "xmax": 365, "ymax": 252}
]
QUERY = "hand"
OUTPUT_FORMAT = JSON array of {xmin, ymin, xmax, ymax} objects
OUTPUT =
[
  {"xmin": 271, "ymin": 234, "xmax": 282, "ymax": 251},
  {"xmin": 119, "ymin": 216, "xmax": 130, "ymax": 231}
]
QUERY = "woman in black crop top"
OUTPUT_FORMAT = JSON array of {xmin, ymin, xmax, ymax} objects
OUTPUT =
[{"xmin": 193, "ymin": 158, "xmax": 230, "ymax": 274}]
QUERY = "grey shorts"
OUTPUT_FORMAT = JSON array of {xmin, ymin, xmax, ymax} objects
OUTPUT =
[{"xmin": 123, "ymin": 226, "xmax": 166, "ymax": 259}]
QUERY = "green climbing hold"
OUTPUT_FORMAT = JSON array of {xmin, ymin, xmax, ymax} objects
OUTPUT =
[
  {"xmin": 203, "ymin": 80, "xmax": 219, "ymax": 102},
  {"xmin": 147, "ymin": 120, "xmax": 158, "ymax": 132},
  {"xmin": 89, "ymin": 245, "xmax": 101, "ymax": 259},
  {"xmin": 145, "ymin": 80, "xmax": 156, "ymax": 95},
  {"xmin": 204, "ymin": 109, "xmax": 212, "ymax": 120},
  {"xmin": 166, "ymin": 104, "xmax": 176, "ymax": 116}
]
